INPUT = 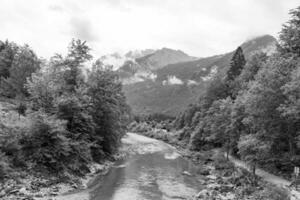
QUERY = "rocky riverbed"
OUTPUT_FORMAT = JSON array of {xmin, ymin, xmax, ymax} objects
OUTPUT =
[{"xmin": 0, "ymin": 132, "xmax": 290, "ymax": 200}]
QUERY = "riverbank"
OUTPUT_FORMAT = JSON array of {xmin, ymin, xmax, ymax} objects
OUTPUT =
[
  {"xmin": 132, "ymin": 127, "xmax": 290, "ymax": 200},
  {"xmin": 0, "ymin": 151, "xmax": 128, "ymax": 200},
  {"xmin": 0, "ymin": 160, "xmax": 111, "ymax": 200},
  {"xmin": 3, "ymin": 130, "xmax": 291, "ymax": 200}
]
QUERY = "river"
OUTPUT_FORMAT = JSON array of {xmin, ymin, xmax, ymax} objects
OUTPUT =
[{"xmin": 89, "ymin": 133, "xmax": 203, "ymax": 200}]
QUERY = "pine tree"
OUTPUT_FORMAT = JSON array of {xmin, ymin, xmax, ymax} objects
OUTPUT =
[
  {"xmin": 227, "ymin": 47, "xmax": 246, "ymax": 81},
  {"xmin": 64, "ymin": 39, "xmax": 92, "ymax": 91}
]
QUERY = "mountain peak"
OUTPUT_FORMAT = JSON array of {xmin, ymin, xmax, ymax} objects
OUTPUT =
[
  {"xmin": 136, "ymin": 48, "xmax": 196, "ymax": 70},
  {"xmin": 241, "ymin": 34, "xmax": 277, "ymax": 56}
]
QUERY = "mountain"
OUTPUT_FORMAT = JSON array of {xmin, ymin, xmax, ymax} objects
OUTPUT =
[
  {"xmin": 135, "ymin": 48, "xmax": 196, "ymax": 71},
  {"xmin": 155, "ymin": 35, "xmax": 277, "ymax": 83},
  {"xmin": 99, "ymin": 49, "xmax": 156, "ymax": 70},
  {"xmin": 125, "ymin": 49, "xmax": 156, "ymax": 59},
  {"xmin": 122, "ymin": 35, "xmax": 277, "ymax": 116},
  {"xmin": 117, "ymin": 48, "xmax": 196, "ymax": 84}
]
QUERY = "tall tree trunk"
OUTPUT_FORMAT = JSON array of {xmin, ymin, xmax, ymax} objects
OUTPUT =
[
  {"xmin": 252, "ymin": 162, "xmax": 256, "ymax": 176},
  {"xmin": 226, "ymin": 146, "xmax": 230, "ymax": 161},
  {"xmin": 288, "ymin": 121, "xmax": 295, "ymax": 157}
]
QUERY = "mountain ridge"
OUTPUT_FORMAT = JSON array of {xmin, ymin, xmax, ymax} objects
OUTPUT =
[{"xmin": 122, "ymin": 34, "xmax": 278, "ymax": 116}]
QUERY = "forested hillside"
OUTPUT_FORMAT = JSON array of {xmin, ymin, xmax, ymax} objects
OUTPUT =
[
  {"xmin": 124, "ymin": 35, "xmax": 277, "ymax": 116},
  {"xmin": 173, "ymin": 7, "xmax": 300, "ymax": 177},
  {"xmin": 0, "ymin": 39, "xmax": 130, "ymax": 189}
]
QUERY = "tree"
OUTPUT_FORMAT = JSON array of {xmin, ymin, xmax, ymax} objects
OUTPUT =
[
  {"xmin": 279, "ymin": 6, "xmax": 300, "ymax": 56},
  {"xmin": 1, "ymin": 44, "xmax": 40, "ymax": 97},
  {"xmin": 26, "ymin": 60, "xmax": 66, "ymax": 113},
  {"xmin": 64, "ymin": 39, "xmax": 92, "ymax": 91},
  {"xmin": 0, "ymin": 41, "xmax": 17, "ymax": 79},
  {"xmin": 226, "ymin": 47, "xmax": 246, "ymax": 81},
  {"xmin": 238, "ymin": 52, "xmax": 268, "ymax": 84},
  {"xmin": 86, "ymin": 66, "xmax": 130, "ymax": 158},
  {"xmin": 206, "ymin": 98, "xmax": 233, "ymax": 158},
  {"xmin": 238, "ymin": 134, "xmax": 270, "ymax": 176},
  {"xmin": 225, "ymin": 47, "xmax": 246, "ymax": 99},
  {"xmin": 279, "ymin": 65, "xmax": 300, "ymax": 157},
  {"xmin": 241, "ymin": 55, "xmax": 297, "ymax": 168}
]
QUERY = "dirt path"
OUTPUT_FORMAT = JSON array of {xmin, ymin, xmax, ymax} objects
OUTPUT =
[{"xmin": 227, "ymin": 154, "xmax": 300, "ymax": 200}]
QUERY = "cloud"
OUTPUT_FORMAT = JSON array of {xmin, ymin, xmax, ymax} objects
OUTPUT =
[
  {"xmin": 48, "ymin": 5, "xmax": 64, "ymax": 12},
  {"xmin": 201, "ymin": 66, "xmax": 218, "ymax": 81},
  {"xmin": 163, "ymin": 76, "xmax": 184, "ymax": 85},
  {"xmin": 69, "ymin": 17, "xmax": 98, "ymax": 42},
  {"xmin": 0, "ymin": 0, "xmax": 299, "ymax": 58}
]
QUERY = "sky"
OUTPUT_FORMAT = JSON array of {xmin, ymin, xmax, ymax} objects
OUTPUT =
[{"xmin": 0, "ymin": 0, "xmax": 299, "ymax": 59}]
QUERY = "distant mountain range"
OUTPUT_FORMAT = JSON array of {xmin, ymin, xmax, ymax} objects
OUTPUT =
[{"xmin": 99, "ymin": 35, "xmax": 277, "ymax": 116}]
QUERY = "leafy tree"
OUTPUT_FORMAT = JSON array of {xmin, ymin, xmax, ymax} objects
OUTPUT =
[
  {"xmin": 204, "ymin": 75, "xmax": 230, "ymax": 106},
  {"xmin": 24, "ymin": 39, "xmax": 130, "ymax": 176},
  {"xmin": 0, "ymin": 41, "xmax": 17, "ymax": 79},
  {"xmin": 280, "ymin": 65, "xmax": 300, "ymax": 121},
  {"xmin": 56, "ymin": 93, "xmax": 96, "ymax": 143},
  {"xmin": 238, "ymin": 52, "xmax": 268, "ymax": 84},
  {"xmin": 243, "ymin": 56, "xmax": 297, "ymax": 157},
  {"xmin": 1, "ymin": 44, "xmax": 40, "ymax": 97},
  {"xmin": 279, "ymin": 6, "xmax": 300, "ymax": 56},
  {"xmin": 26, "ymin": 66, "xmax": 63, "ymax": 113},
  {"xmin": 86, "ymin": 66, "xmax": 129, "ymax": 157},
  {"xmin": 279, "ymin": 65, "xmax": 300, "ymax": 156},
  {"xmin": 238, "ymin": 134, "xmax": 270, "ymax": 176},
  {"xmin": 20, "ymin": 113, "xmax": 92, "ymax": 175}
]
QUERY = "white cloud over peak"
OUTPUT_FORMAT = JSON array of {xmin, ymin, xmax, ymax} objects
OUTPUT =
[{"xmin": 0, "ymin": 0, "xmax": 298, "ymax": 59}]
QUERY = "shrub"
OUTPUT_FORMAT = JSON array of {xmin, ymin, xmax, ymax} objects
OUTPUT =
[
  {"xmin": 20, "ymin": 113, "xmax": 92, "ymax": 175},
  {"xmin": 16, "ymin": 102, "xmax": 27, "ymax": 117},
  {"xmin": 253, "ymin": 184, "xmax": 290, "ymax": 200}
]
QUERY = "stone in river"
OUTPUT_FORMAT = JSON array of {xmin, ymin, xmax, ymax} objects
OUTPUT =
[{"xmin": 182, "ymin": 171, "xmax": 192, "ymax": 176}]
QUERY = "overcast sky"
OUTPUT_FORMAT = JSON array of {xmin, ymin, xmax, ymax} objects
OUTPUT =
[{"xmin": 0, "ymin": 0, "xmax": 298, "ymax": 58}]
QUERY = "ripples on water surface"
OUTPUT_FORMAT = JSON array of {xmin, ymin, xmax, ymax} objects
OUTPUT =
[{"xmin": 90, "ymin": 133, "xmax": 203, "ymax": 200}]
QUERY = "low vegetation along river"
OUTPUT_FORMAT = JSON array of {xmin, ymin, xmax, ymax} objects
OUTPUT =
[{"xmin": 90, "ymin": 133, "xmax": 202, "ymax": 200}]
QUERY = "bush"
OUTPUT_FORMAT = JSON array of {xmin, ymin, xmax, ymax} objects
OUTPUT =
[
  {"xmin": 253, "ymin": 184, "xmax": 290, "ymax": 200},
  {"xmin": 16, "ymin": 102, "xmax": 27, "ymax": 117},
  {"xmin": 213, "ymin": 153, "xmax": 235, "ymax": 171},
  {"xmin": 20, "ymin": 113, "xmax": 92, "ymax": 175}
]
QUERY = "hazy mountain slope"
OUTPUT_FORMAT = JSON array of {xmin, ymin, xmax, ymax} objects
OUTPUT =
[
  {"xmin": 135, "ymin": 48, "xmax": 196, "ymax": 70},
  {"xmin": 99, "ymin": 49, "xmax": 156, "ymax": 70},
  {"xmin": 123, "ymin": 81, "xmax": 204, "ymax": 116},
  {"xmin": 118, "ymin": 47, "xmax": 196, "ymax": 84},
  {"xmin": 123, "ymin": 35, "xmax": 277, "ymax": 116},
  {"xmin": 156, "ymin": 35, "xmax": 277, "ymax": 82}
]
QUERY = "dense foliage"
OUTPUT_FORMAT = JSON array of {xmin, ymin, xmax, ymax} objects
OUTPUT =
[
  {"xmin": 174, "ymin": 6, "xmax": 300, "ymax": 177},
  {"xmin": 0, "ymin": 39, "xmax": 130, "ymax": 179},
  {"xmin": 0, "ymin": 41, "xmax": 40, "ymax": 98}
]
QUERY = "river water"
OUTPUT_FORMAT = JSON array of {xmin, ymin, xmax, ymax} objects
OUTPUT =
[{"xmin": 90, "ymin": 133, "xmax": 203, "ymax": 200}]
